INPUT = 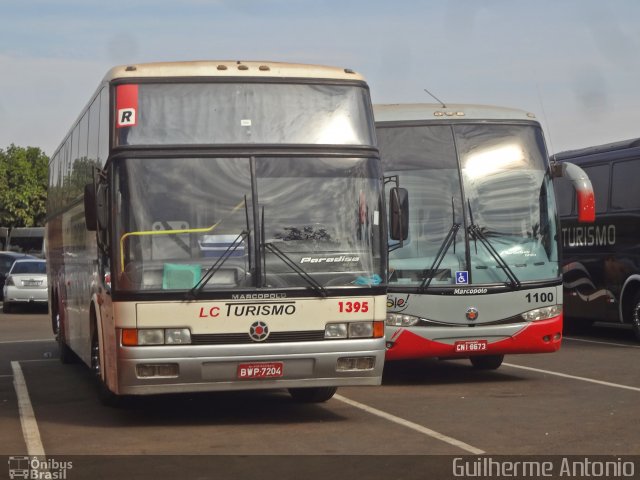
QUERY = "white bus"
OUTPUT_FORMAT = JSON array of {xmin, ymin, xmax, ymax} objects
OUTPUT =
[
  {"xmin": 46, "ymin": 61, "xmax": 387, "ymax": 404},
  {"xmin": 376, "ymin": 103, "xmax": 594, "ymax": 369},
  {"xmin": 7, "ymin": 227, "xmax": 45, "ymax": 257}
]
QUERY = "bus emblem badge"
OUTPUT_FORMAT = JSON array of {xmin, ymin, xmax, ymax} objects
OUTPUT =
[
  {"xmin": 466, "ymin": 307, "xmax": 479, "ymax": 321},
  {"xmin": 249, "ymin": 321, "xmax": 270, "ymax": 342}
]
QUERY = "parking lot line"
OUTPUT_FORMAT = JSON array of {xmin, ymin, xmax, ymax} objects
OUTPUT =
[
  {"xmin": 334, "ymin": 394, "xmax": 485, "ymax": 455},
  {"xmin": 563, "ymin": 336, "xmax": 640, "ymax": 349},
  {"xmin": 503, "ymin": 363, "xmax": 640, "ymax": 392},
  {"xmin": 11, "ymin": 361, "xmax": 46, "ymax": 456},
  {"xmin": 0, "ymin": 339, "xmax": 54, "ymax": 344}
]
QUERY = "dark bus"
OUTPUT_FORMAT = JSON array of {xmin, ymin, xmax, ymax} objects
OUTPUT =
[{"xmin": 554, "ymin": 138, "xmax": 640, "ymax": 341}]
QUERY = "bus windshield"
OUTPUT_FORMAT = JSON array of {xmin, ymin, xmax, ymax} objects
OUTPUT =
[
  {"xmin": 380, "ymin": 123, "xmax": 559, "ymax": 288},
  {"xmin": 115, "ymin": 156, "xmax": 384, "ymax": 292},
  {"xmin": 115, "ymin": 82, "xmax": 375, "ymax": 146}
]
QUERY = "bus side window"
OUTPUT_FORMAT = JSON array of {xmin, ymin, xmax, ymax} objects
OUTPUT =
[{"xmin": 611, "ymin": 160, "xmax": 640, "ymax": 210}]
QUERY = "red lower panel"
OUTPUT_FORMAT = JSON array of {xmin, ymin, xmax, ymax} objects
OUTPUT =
[{"xmin": 385, "ymin": 315, "xmax": 563, "ymax": 361}]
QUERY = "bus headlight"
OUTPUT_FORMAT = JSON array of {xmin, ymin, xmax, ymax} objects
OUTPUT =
[
  {"xmin": 165, "ymin": 328, "xmax": 191, "ymax": 345},
  {"xmin": 349, "ymin": 322, "xmax": 373, "ymax": 338},
  {"xmin": 325, "ymin": 321, "xmax": 384, "ymax": 339},
  {"xmin": 138, "ymin": 329, "xmax": 165, "ymax": 345},
  {"xmin": 386, "ymin": 313, "xmax": 420, "ymax": 326},
  {"xmin": 123, "ymin": 328, "xmax": 192, "ymax": 346},
  {"xmin": 325, "ymin": 323, "xmax": 348, "ymax": 339},
  {"xmin": 521, "ymin": 305, "xmax": 562, "ymax": 322}
]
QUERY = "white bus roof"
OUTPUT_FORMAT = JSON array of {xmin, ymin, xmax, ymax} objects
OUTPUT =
[
  {"xmin": 374, "ymin": 103, "xmax": 538, "ymax": 123},
  {"xmin": 103, "ymin": 61, "xmax": 366, "ymax": 82}
]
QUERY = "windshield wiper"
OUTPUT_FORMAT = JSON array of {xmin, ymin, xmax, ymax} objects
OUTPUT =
[
  {"xmin": 467, "ymin": 201, "xmax": 521, "ymax": 289},
  {"xmin": 419, "ymin": 223, "xmax": 460, "ymax": 292},
  {"xmin": 419, "ymin": 197, "xmax": 459, "ymax": 292},
  {"xmin": 187, "ymin": 231, "xmax": 249, "ymax": 298},
  {"xmin": 263, "ymin": 242, "xmax": 328, "ymax": 297}
]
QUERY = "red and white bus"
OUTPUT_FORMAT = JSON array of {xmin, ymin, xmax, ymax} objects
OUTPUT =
[
  {"xmin": 376, "ymin": 103, "xmax": 594, "ymax": 369},
  {"xmin": 46, "ymin": 61, "xmax": 387, "ymax": 404}
]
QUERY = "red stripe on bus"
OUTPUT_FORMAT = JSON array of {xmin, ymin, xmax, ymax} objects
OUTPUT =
[
  {"xmin": 385, "ymin": 315, "xmax": 563, "ymax": 361},
  {"xmin": 116, "ymin": 84, "xmax": 138, "ymax": 127}
]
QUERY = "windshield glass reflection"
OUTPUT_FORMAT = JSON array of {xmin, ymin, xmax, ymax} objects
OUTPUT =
[
  {"xmin": 258, "ymin": 157, "xmax": 384, "ymax": 289},
  {"xmin": 380, "ymin": 123, "xmax": 559, "ymax": 288},
  {"xmin": 458, "ymin": 124, "xmax": 558, "ymax": 284},
  {"xmin": 116, "ymin": 83, "xmax": 375, "ymax": 146}
]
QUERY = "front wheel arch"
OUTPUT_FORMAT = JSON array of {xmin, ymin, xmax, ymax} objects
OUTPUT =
[
  {"xmin": 619, "ymin": 277, "xmax": 640, "ymax": 324},
  {"xmin": 628, "ymin": 291, "xmax": 640, "ymax": 342}
]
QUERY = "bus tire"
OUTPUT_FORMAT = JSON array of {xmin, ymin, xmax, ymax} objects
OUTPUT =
[
  {"xmin": 53, "ymin": 292, "xmax": 75, "ymax": 364},
  {"xmin": 2, "ymin": 302, "xmax": 11, "ymax": 314},
  {"xmin": 630, "ymin": 292, "xmax": 640, "ymax": 342},
  {"xmin": 91, "ymin": 326, "xmax": 127, "ymax": 407},
  {"xmin": 288, "ymin": 386, "xmax": 338, "ymax": 403},
  {"xmin": 54, "ymin": 309, "xmax": 76, "ymax": 364},
  {"xmin": 470, "ymin": 354, "xmax": 504, "ymax": 370}
]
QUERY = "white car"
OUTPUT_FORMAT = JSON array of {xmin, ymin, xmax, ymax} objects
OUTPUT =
[{"xmin": 2, "ymin": 259, "xmax": 48, "ymax": 313}]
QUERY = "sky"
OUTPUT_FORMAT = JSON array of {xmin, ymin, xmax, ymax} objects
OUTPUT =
[{"xmin": 0, "ymin": 0, "xmax": 638, "ymax": 156}]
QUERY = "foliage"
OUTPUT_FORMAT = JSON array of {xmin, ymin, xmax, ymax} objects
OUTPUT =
[{"xmin": 0, "ymin": 144, "xmax": 49, "ymax": 227}]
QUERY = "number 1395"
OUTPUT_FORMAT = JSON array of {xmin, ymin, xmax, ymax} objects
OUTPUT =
[{"xmin": 338, "ymin": 301, "xmax": 369, "ymax": 313}]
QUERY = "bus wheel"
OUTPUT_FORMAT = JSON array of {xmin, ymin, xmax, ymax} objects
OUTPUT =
[
  {"xmin": 288, "ymin": 387, "xmax": 338, "ymax": 403},
  {"xmin": 470, "ymin": 354, "xmax": 504, "ymax": 370},
  {"xmin": 631, "ymin": 293, "xmax": 640, "ymax": 342},
  {"xmin": 91, "ymin": 329, "xmax": 124, "ymax": 407},
  {"xmin": 56, "ymin": 313, "xmax": 75, "ymax": 364}
]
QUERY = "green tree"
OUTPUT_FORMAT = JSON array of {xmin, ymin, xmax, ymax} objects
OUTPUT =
[{"xmin": 0, "ymin": 144, "xmax": 49, "ymax": 227}]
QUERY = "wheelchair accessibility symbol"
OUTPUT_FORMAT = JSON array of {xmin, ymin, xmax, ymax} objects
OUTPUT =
[{"xmin": 455, "ymin": 271, "xmax": 469, "ymax": 285}]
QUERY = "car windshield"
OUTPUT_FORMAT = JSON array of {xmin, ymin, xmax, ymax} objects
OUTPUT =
[{"xmin": 11, "ymin": 261, "xmax": 46, "ymax": 274}]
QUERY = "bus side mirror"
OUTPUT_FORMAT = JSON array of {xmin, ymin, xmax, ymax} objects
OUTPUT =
[
  {"xmin": 84, "ymin": 184, "xmax": 97, "ymax": 231},
  {"xmin": 84, "ymin": 183, "xmax": 109, "ymax": 232},
  {"xmin": 563, "ymin": 162, "xmax": 596, "ymax": 223},
  {"xmin": 389, "ymin": 187, "xmax": 409, "ymax": 240},
  {"xmin": 96, "ymin": 184, "xmax": 108, "ymax": 231},
  {"xmin": 550, "ymin": 162, "xmax": 564, "ymax": 178}
]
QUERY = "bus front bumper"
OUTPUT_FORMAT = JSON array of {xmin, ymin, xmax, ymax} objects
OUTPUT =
[
  {"xmin": 385, "ymin": 315, "xmax": 563, "ymax": 361},
  {"xmin": 115, "ymin": 338, "xmax": 385, "ymax": 395}
]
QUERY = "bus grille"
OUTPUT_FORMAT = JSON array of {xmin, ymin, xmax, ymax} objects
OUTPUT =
[{"xmin": 191, "ymin": 330, "xmax": 326, "ymax": 345}]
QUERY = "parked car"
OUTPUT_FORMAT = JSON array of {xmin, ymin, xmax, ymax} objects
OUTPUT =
[
  {"xmin": 0, "ymin": 251, "xmax": 36, "ymax": 301},
  {"xmin": 2, "ymin": 258, "xmax": 47, "ymax": 313}
]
